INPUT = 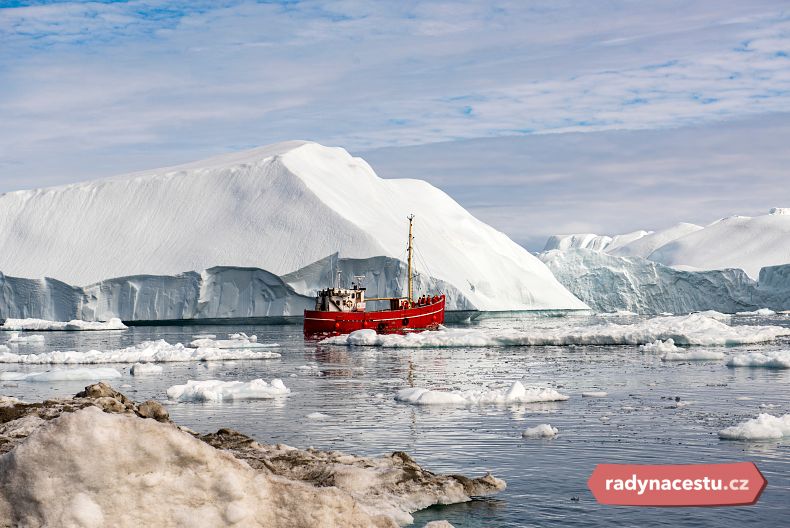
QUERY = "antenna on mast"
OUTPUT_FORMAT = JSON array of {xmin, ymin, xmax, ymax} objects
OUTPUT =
[{"xmin": 407, "ymin": 214, "xmax": 414, "ymax": 305}]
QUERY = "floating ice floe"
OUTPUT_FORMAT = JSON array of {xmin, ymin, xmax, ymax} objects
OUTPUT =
[
  {"xmin": 188, "ymin": 332, "xmax": 277, "ymax": 349},
  {"xmin": 0, "ymin": 339, "xmax": 281, "ymax": 364},
  {"xmin": 726, "ymin": 351, "xmax": 790, "ymax": 369},
  {"xmin": 718, "ymin": 413, "xmax": 790, "ymax": 440},
  {"xmin": 522, "ymin": 424, "xmax": 558, "ymax": 438},
  {"xmin": 0, "ymin": 367, "xmax": 121, "ymax": 382},
  {"xmin": 323, "ymin": 314, "xmax": 790, "ymax": 348},
  {"xmin": 693, "ymin": 310, "xmax": 732, "ymax": 322},
  {"xmin": 735, "ymin": 308, "xmax": 777, "ymax": 316},
  {"xmin": 306, "ymin": 412, "xmax": 331, "ymax": 420},
  {"xmin": 166, "ymin": 378, "xmax": 290, "ymax": 402},
  {"xmin": 191, "ymin": 334, "xmax": 216, "ymax": 340},
  {"xmin": 661, "ymin": 349, "xmax": 725, "ymax": 361},
  {"xmin": 395, "ymin": 381, "xmax": 568, "ymax": 406},
  {"xmin": 581, "ymin": 391, "xmax": 608, "ymax": 398},
  {"xmin": 640, "ymin": 339, "xmax": 680, "ymax": 353},
  {"xmin": 598, "ymin": 311, "xmax": 637, "ymax": 317},
  {"xmin": 1, "ymin": 318, "xmax": 127, "ymax": 331},
  {"xmin": 5, "ymin": 333, "xmax": 45, "ymax": 344},
  {"xmin": 130, "ymin": 363, "xmax": 164, "ymax": 376}
]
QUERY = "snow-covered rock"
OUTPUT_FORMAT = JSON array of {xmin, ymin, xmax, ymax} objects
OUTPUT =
[
  {"xmin": 0, "ymin": 383, "xmax": 506, "ymax": 527},
  {"xmin": 0, "ymin": 141, "xmax": 585, "ymax": 312},
  {"xmin": 718, "ymin": 413, "xmax": 790, "ymax": 440},
  {"xmin": 167, "ymin": 378, "xmax": 290, "ymax": 402},
  {"xmin": 325, "ymin": 314, "xmax": 789, "ymax": 348},
  {"xmin": 395, "ymin": 381, "xmax": 568, "ymax": 406},
  {"xmin": 540, "ymin": 249, "xmax": 790, "ymax": 314}
]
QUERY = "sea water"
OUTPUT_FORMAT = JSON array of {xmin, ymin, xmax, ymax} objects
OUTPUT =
[{"xmin": 1, "ymin": 312, "xmax": 788, "ymax": 527}]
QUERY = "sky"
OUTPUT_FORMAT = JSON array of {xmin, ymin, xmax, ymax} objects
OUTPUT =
[{"xmin": 1, "ymin": 0, "xmax": 789, "ymax": 249}]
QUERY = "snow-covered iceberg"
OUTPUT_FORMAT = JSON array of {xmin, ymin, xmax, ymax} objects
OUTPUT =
[
  {"xmin": 540, "ymin": 249, "xmax": 790, "ymax": 314},
  {"xmin": 0, "ymin": 141, "xmax": 585, "ymax": 313}
]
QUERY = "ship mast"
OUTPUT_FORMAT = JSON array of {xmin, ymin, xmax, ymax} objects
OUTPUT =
[{"xmin": 407, "ymin": 214, "xmax": 414, "ymax": 305}]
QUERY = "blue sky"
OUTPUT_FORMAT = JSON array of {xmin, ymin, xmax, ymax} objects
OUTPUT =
[{"xmin": 1, "ymin": 1, "xmax": 789, "ymax": 248}]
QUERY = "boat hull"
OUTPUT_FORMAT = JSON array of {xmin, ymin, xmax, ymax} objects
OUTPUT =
[{"xmin": 304, "ymin": 297, "xmax": 445, "ymax": 337}]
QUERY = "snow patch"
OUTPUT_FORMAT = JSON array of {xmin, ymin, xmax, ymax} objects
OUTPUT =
[
  {"xmin": 395, "ymin": 381, "xmax": 568, "ymax": 406},
  {"xmin": 166, "ymin": 378, "xmax": 290, "ymax": 402},
  {"xmin": 718, "ymin": 413, "xmax": 790, "ymax": 440}
]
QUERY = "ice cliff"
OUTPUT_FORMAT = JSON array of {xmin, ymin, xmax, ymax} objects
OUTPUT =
[
  {"xmin": 0, "ymin": 141, "xmax": 585, "ymax": 312},
  {"xmin": 540, "ymin": 249, "xmax": 790, "ymax": 314},
  {"xmin": 0, "ymin": 255, "xmax": 484, "ymax": 323}
]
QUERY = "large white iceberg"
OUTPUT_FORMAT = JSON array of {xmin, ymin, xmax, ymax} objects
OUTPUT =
[
  {"xmin": 0, "ymin": 141, "xmax": 585, "ymax": 313},
  {"xmin": 540, "ymin": 248, "xmax": 790, "ymax": 314}
]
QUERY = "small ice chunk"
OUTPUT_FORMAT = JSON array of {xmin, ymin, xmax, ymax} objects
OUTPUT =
[
  {"xmin": 130, "ymin": 363, "xmax": 164, "ymax": 376},
  {"xmin": 582, "ymin": 391, "xmax": 608, "ymax": 398},
  {"xmin": 307, "ymin": 412, "xmax": 331, "ymax": 420},
  {"xmin": 735, "ymin": 308, "xmax": 776, "ymax": 316},
  {"xmin": 640, "ymin": 339, "xmax": 680, "ymax": 353},
  {"xmin": 727, "ymin": 351, "xmax": 790, "ymax": 369},
  {"xmin": 6, "ymin": 333, "xmax": 45, "ymax": 344},
  {"xmin": 719, "ymin": 413, "xmax": 790, "ymax": 440},
  {"xmin": 661, "ymin": 350, "xmax": 725, "ymax": 361},
  {"xmin": 166, "ymin": 378, "xmax": 290, "ymax": 402},
  {"xmin": 522, "ymin": 424, "xmax": 558, "ymax": 438}
]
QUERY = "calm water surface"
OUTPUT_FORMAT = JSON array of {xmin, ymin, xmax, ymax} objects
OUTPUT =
[{"xmin": 2, "ymin": 313, "xmax": 789, "ymax": 527}]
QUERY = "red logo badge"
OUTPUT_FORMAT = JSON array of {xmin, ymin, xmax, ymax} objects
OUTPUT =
[{"xmin": 588, "ymin": 463, "xmax": 766, "ymax": 506}]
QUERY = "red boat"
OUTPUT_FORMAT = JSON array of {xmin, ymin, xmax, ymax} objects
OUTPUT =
[{"xmin": 304, "ymin": 215, "xmax": 446, "ymax": 336}]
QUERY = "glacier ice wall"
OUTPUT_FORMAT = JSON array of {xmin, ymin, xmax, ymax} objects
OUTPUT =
[
  {"xmin": 0, "ymin": 257, "xmax": 473, "ymax": 322},
  {"xmin": 540, "ymin": 249, "xmax": 790, "ymax": 314},
  {"xmin": 282, "ymin": 254, "xmax": 476, "ymax": 311}
]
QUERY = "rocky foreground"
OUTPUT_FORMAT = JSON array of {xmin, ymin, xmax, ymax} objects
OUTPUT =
[{"xmin": 0, "ymin": 383, "xmax": 505, "ymax": 527}]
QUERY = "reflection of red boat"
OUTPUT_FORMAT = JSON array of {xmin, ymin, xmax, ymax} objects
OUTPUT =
[{"xmin": 304, "ymin": 215, "xmax": 445, "ymax": 337}]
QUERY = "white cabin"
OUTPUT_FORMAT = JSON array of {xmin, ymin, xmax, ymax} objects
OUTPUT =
[{"xmin": 314, "ymin": 285, "xmax": 367, "ymax": 312}]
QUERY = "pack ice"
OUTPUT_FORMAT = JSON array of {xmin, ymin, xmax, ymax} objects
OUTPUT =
[{"xmin": 0, "ymin": 141, "xmax": 585, "ymax": 315}]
